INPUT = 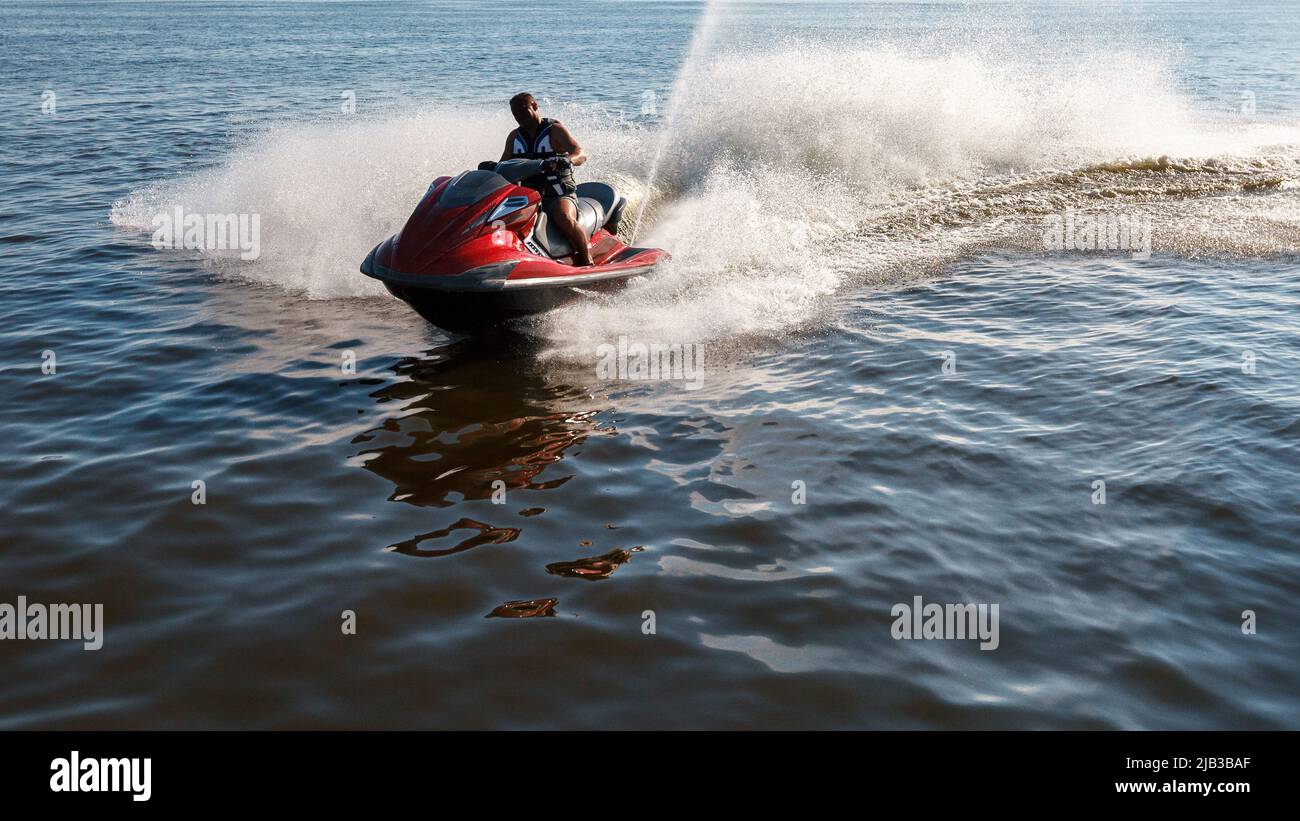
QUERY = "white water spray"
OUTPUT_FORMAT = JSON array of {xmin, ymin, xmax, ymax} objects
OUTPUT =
[
  {"xmin": 109, "ymin": 17, "xmax": 1300, "ymax": 355},
  {"xmin": 629, "ymin": 0, "xmax": 727, "ymax": 242}
]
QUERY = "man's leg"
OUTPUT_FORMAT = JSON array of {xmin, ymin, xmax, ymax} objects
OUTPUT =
[{"xmin": 550, "ymin": 197, "xmax": 592, "ymax": 266}]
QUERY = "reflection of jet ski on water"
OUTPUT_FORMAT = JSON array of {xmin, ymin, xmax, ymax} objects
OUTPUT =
[{"xmin": 360, "ymin": 157, "xmax": 668, "ymax": 334}]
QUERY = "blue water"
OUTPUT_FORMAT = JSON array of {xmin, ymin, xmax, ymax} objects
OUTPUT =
[{"xmin": 1, "ymin": 0, "xmax": 1298, "ymax": 728}]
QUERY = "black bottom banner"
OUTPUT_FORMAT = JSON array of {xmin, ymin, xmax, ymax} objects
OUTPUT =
[{"xmin": 1, "ymin": 730, "xmax": 1285, "ymax": 808}]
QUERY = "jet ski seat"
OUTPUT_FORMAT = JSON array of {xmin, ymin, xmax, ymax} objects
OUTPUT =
[{"xmin": 533, "ymin": 182, "xmax": 626, "ymax": 258}]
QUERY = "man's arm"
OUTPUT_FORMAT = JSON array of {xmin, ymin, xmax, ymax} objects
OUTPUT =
[
  {"xmin": 500, "ymin": 132, "xmax": 516, "ymax": 162},
  {"xmin": 549, "ymin": 123, "xmax": 587, "ymax": 166}
]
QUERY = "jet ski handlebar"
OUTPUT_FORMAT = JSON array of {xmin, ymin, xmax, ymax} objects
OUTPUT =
[{"xmin": 475, "ymin": 157, "xmax": 571, "ymax": 183}]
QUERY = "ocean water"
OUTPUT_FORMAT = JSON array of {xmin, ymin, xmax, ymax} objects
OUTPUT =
[{"xmin": 2, "ymin": 0, "xmax": 1298, "ymax": 728}]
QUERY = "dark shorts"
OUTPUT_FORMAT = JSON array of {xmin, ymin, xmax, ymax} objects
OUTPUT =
[
  {"xmin": 541, "ymin": 187, "xmax": 578, "ymax": 214},
  {"xmin": 525, "ymin": 173, "xmax": 577, "ymax": 211}
]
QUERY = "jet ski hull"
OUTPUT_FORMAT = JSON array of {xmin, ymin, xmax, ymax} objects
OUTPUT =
[
  {"xmin": 364, "ymin": 248, "xmax": 659, "ymax": 334},
  {"xmin": 359, "ymin": 162, "xmax": 668, "ymax": 334}
]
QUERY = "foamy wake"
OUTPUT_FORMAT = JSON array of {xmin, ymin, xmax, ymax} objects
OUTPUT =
[{"xmin": 110, "ymin": 41, "xmax": 1300, "ymax": 354}]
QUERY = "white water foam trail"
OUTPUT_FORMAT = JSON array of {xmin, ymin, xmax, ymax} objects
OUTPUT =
[{"xmin": 533, "ymin": 45, "xmax": 1300, "ymax": 357}]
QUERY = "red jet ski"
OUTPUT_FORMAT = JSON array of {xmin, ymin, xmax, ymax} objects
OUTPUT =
[{"xmin": 360, "ymin": 158, "xmax": 668, "ymax": 333}]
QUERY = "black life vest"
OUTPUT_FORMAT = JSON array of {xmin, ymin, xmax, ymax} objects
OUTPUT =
[
  {"xmin": 509, "ymin": 117, "xmax": 560, "ymax": 159},
  {"xmin": 508, "ymin": 117, "xmax": 575, "ymax": 197}
]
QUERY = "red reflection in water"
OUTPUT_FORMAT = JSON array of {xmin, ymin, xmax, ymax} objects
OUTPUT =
[
  {"xmin": 486, "ymin": 598, "xmax": 558, "ymax": 618},
  {"xmin": 546, "ymin": 547, "xmax": 644, "ymax": 581},
  {"xmin": 388, "ymin": 518, "xmax": 520, "ymax": 558}
]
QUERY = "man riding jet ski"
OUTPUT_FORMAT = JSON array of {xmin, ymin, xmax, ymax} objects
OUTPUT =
[
  {"xmin": 359, "ymin": 95, "xmax": 668, "ymax": 334},
  {"xmin": 501, "ymin": 92, "xmax": 592, "ymax": 267}
]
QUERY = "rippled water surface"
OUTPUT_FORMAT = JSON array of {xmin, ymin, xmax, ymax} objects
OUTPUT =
[{"xmin": 2, "ymin": 0, "xmax": 1298, "ymax": 728}]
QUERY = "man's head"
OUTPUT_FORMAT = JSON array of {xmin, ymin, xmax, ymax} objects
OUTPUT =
[{"xmin": 510, "ymin": 92, "xmax": 541, "ymax": 127}]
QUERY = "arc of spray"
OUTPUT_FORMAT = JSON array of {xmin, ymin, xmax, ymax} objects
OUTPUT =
[{"xmin": 629, "ymin": 0, "xmax": 726, "ymax": 243}]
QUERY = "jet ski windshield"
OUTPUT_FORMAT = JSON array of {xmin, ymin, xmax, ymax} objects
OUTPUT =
[
  {"xmin": 432, "ymin": 160, "xmax": 549, "ymax": 208},
  {"xmin": 491, "ymin": 158, "xmax": 546, "ymax": 184}
]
